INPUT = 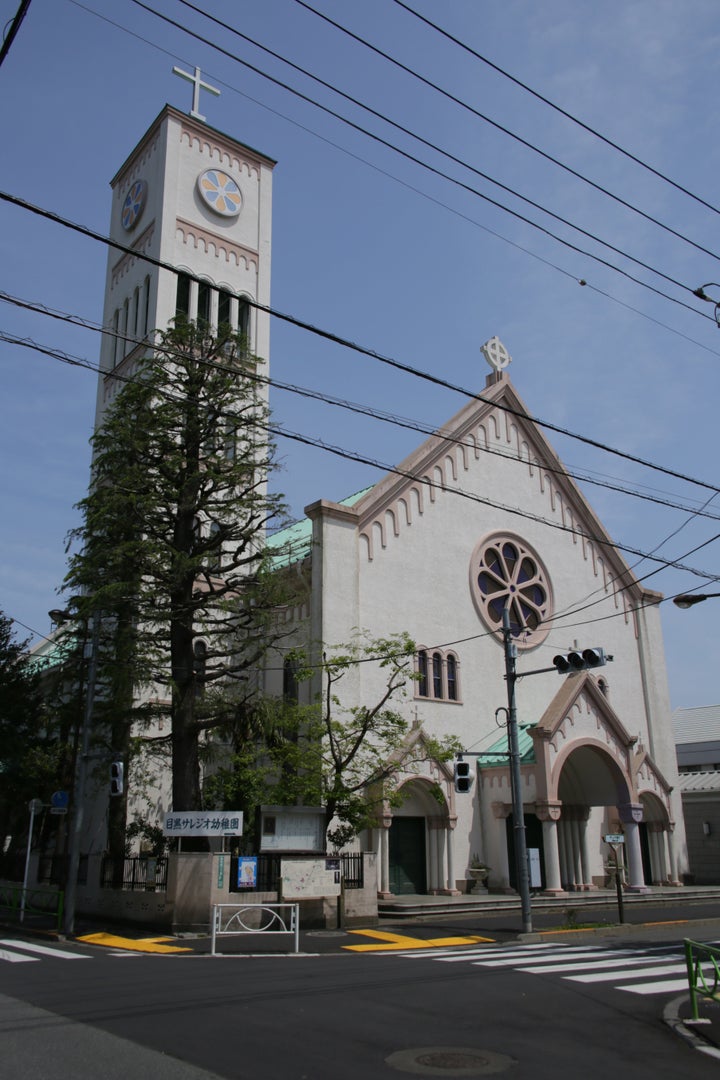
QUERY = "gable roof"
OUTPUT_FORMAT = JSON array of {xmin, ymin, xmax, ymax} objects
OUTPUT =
[{"xmin": 347, "ymin": 370, "xmax": 654, "ymax": 605}]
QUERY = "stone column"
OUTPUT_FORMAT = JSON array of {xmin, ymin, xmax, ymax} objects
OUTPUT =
[
  {"xmin": 377, "ymin": 817, "xmax": 392, "ymax": 897},
  {"xmin": 618, "ymin": 803, "xmax": 648, "ymax": 891},
  {"xmin": 579, "ymin": 808, "xmax": 592, "ymax": 890},
  {"xmin": 664, "ymin": 823, "xmax": 680, "ymax": 885},
  {"xmin": 536, "ymin": 801, "xmax": 564, "ymax": 894}
]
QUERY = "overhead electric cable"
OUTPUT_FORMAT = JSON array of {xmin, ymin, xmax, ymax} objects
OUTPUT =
[
  {"xmin": 291, "ymin": 0, "xmax": 720, "ymax": 264},
  {"xmin": 392, "ymin": 0, "xmax": 720, "ymax": 219},
  {"xmin": 4, "ymin": 328, "xmax": 720, "ymax": 586},
  {"xmin": 130, "ymin": 0, "xmax": 709, "ymax": 316},
  {"xmin": 4, "ymin": 288, "xmax": 718, "ymax": 523},
  {"xmin": 1, "ymin": 187, "xmax": 718, "ymax": 497},
  {"xmin": 71, "ymin": 1, "xmax": 720, "ymax": 357}
]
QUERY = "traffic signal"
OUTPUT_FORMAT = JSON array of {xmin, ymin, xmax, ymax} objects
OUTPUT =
[
  {"xmin": 454, "ymin": 758, "xmax": 474, "ymax": 794},
  {"xmin": 553, "ymin": 647, "xmax": 607, "ymax": 674},
  {"xmin": 110, "ymin": 761, "xmax": 124, "ymax": 797}
]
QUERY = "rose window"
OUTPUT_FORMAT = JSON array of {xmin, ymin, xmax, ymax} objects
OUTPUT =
[{"xmin": 470, "ymin": 533, "xmax": 552, "ymax": 647}]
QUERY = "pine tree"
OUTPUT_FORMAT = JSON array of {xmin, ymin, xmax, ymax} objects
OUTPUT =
[{"xmin": 64, "ymin": 323, "xmax": 290, "ymax": 840}]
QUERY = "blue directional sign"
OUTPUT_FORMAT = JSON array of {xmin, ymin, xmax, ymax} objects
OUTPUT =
[{"xmin": 51, "ymin": 790, "xmax": 69, "ymax": 809}]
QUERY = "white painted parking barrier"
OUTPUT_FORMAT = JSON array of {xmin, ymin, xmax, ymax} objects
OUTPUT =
[{"xmin": 210, "ymin": 902, "xmax": 300, "ymax": 955}]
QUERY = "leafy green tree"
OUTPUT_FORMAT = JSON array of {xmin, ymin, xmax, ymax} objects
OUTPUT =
[
  {"xmin": 207, "ymin": 633, "xmax": 462, "ymax": 850},
  {"xmin": 0, "ymin": 611, "xmax": 56, "ymax": 845},
  {"xmin": 63, "ymin": 323, "xmax": 290, "ymax": 840}
]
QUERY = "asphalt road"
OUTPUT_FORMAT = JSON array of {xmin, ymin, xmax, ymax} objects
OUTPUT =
[{"xmin": 1, "ymin": 923, "xmax": 719, "ymax": 1079}]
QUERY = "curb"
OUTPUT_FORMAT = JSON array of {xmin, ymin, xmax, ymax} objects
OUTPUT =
[{"xmin": 664, "ymin": 994, "xmax": 720, "ymax": 1060}]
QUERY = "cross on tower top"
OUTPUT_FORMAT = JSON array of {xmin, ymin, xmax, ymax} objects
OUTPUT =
[{"xmin": 172, "ymin": 65, "xmax": 220, "ymax": 122}]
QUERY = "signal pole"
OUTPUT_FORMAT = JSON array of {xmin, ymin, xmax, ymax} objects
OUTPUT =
[{"xmin": 502, "ymin": 607, "xmax": 533, "ymax": 934}]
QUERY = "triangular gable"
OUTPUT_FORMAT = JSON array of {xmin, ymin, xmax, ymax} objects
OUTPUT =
[
  {"xmin": 632, "ymin": 745, "xmax": 674, "ymax": 801},
  {"xmin": 535, "ymin": 671, "xmax": 637, "ymax": 749},
  {"xmin": 351, "ymin": 371, "xmax": 654, "ymax": 606},
  {"xmin": 377, "ymin": 722, "xmax": 455, "ymax": 786}
]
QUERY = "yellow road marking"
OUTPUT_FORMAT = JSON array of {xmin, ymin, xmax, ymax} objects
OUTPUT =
[
  {"xmin": 343, "ymin": 930, "xmax": 493, "ymax": 952},
  {"xmin": 77, "ymin": 932, "xmax": 191, "ymax": 954}
]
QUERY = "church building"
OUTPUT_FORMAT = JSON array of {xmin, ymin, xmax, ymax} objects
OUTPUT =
[
  {"xmin": 265, "ymin": 345, "xmax": 687, "ymax": 896},
  {"xmin": 87, "ymin": 76, "xmax": 687, "ymax": 899}
]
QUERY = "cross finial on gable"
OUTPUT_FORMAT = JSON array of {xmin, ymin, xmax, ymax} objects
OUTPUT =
[
  {"xmin": 172, "ymin": 65, "xmax": 220, "ymax": 122},
  {"xmin": 481, "ymin": 336, "xmax": 512, "ymax": 373}
]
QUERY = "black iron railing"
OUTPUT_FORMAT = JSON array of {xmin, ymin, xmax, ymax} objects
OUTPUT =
[{"xmin": 100, "ymin": 855, "xmax": 168, "ymax": 892}]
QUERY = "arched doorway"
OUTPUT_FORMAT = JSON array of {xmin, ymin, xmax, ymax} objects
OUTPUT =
[
  {"xmin": 553, "ymin": 743, "xmax": 637, "ymax": 890},
  {"xmin": 387, "ymin": 779, "xmax": 453, "ymax": 895}
]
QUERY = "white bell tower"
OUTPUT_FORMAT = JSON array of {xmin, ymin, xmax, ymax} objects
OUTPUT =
[{"xmin": 93, "ymin": 73, "xmax": 275, "ymax": 429}]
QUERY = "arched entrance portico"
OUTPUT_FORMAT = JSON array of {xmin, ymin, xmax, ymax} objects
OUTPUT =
[
  {"xmin": 528, "ymin": 674, "xmax": 677, "ymax": 894},
  {"xmin": 375, "ymin": 777, "xmax": 458, "ymax": 897}
]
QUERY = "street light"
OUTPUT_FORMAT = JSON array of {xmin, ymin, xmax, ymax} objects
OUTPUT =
[
  {"xmin": 693, "ymin": 283, "xmax": 720, "ymax": 329},
  {"xmin": 673, "ymin": 593, "xmax": 720, "ymax": 609},
  {"xmin": 49, "ymin": 606, "xmax": 99, "ymax": 937}
]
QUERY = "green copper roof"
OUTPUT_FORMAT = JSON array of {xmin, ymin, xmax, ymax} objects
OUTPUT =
[
  {"xmin": 266, "ymin": 487, "xmax": 373, "ymax": 570},
  {"xmin": 476, "ymin": 723, "xmax": 537, "ymax": 768}
]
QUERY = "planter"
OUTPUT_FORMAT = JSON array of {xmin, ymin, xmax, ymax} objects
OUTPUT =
[{"xmin": 468, "ymin": 867, "xmax": 489, "ymax": 895}]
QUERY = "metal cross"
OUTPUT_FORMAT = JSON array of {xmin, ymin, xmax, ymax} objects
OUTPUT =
[{"xmin": 172, "ymin": 65, "xmax": 220, "ymax": 122}]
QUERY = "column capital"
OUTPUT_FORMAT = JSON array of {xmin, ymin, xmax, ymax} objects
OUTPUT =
[
  {"xmin": 618, "ymin": 803, "xmax": 644, "ymax": 824},
  {"xmin": 535, "ymin": 800, "xmax": 562, "ymax": 822}
]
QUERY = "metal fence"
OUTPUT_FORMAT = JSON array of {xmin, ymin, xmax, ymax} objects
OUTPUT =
[
  {"xmin": 100, "ymin": 855, "xmax": 168, "ymax": 892},
  {"xmin": 684, "ymin": 939, "xmax": 720, "ymax": 1020}
]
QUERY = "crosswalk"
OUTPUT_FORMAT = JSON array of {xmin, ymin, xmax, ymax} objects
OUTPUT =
[
  {"xmin": 396, "ymin": 940, "xmax": 701, "ymax": 997},
  {"xmin": 0, "ymin": 938, "xmax": 136, "ymax": 964}
]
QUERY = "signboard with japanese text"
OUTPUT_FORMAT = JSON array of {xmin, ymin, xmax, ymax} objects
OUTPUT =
[
  {"xmin": 163, "ymin": 811, "xmax": 243, "ymax": 837},
  {"xmin": 604, "ymin": 834, "xmax": 625, "ymax": 844}
]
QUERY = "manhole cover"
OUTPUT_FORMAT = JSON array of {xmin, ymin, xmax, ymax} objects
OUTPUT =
[{"xmin": 386, "ymin": 1047, "xmax": 515, "ymax": 1076}]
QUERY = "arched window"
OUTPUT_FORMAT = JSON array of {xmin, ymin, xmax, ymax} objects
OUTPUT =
[
  {"xmin": 432, "ymin": 652, "xmax": 443, "ymax": 698},
  {"xmin": 142, "ymin": 275, "xmax": 151, "ymax": 336},
  {"xmin": 112, "ymin": 309, "xmax": 120, "ymax": 368},
  {"xmin": 283, "ymin": 657, "xmax": 299, "ymax": 702},
  {"xmin": 218, "ymin": 289, "xmax": 232, "ymax": 329},
  {"xmin": 415, "ymin": 647, "xmax": 460, "ymax": 702},
  {"xmin": 122, "ymin": 298, "xmax": 129, "ymax": 358},
  {"xmin": 176, "ymin": 273, "xmax": 191, "ymax": 320},
  {"xmin": 197, "ymin": 280, "xmax": 211, "ymax": 326},
  {"xmin": 417, "ymin": 650, "xmax": 428, "ymax": 697},
  {"xmin": 446, "ymin": 653, "xmax": 459, "ymax": 701},
  {"xmin": 133, "ymin": 285, "xmax": 141, "ymax": 339}
]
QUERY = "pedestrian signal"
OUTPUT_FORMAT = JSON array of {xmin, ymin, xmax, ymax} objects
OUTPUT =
[
  {"xmin": 110, "ymin": 761, "xmax": 124, "ymax": 796},
  {"xmin": 454, "ymin": 759, "xmax": 474, "ymax": 793}
]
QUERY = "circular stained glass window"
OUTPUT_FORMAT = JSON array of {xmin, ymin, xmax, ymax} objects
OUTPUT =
[
  {"xmin": 121, "ymin": 179, "xmax": 147, "ymax": 231},
  {"xmin": 469, "ymin": 533, "xmax": 552, "ymax": 648},
  {"xmin": 197, "ymin": 169, "xmax": 243, "ymax": 217}
]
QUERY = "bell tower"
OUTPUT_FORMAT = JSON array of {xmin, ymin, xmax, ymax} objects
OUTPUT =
[{"xmin": 93, "ymin": 70, "xmax": 275, "ymax": 429}]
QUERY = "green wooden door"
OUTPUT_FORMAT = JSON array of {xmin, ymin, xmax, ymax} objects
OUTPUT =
[{"xmin": 389, "ymin": 816, "xmax": 427, "ymax": 894}]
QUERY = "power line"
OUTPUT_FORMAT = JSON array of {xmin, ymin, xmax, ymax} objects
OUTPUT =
[
  {"xmin": 130, "ymin": 0, "xmax": 711, "ymax": 319},
  {"xmin": 291, "ymin": 0, "xmax": 720, "ymax": 265},
  {"xmin": 69, "ymin": 1, "xmax": 720, "ymax": 361},
  {"xmin": 2, "ymin": 186, "xmax": 718, "ymax": 499},
  {"xmin": 5, "ymin": 287, "xmax": 720, "ymax": 523},
  {"xmin": 4, "ymin": 327, "xmax": 720, "ymax": 586},
  {"xmin": 392, "ymin": 0, "xmax": 720, "ymax": 219}
]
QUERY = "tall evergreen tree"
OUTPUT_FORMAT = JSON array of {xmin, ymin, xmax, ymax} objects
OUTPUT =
[{"xmin": 64, "ymin": 323, "xmax": 289, "ymax": 835}]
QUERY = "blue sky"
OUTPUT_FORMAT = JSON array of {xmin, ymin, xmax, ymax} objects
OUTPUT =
[{"xmin": 2, "ymin": 0, "xmax": 720, "ymax": 708}]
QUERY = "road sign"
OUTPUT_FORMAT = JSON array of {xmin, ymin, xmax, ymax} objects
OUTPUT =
[
  {"xmin": 28, "ymin": 798, "xmax": 43, "ymax": 814},
  {"xmin": 51, "ymin": 790, "xmax": 69, "ymax": 809},
  {"xmin": 604, "ymin": 833, "xmax": 625, "ymax": 844}
]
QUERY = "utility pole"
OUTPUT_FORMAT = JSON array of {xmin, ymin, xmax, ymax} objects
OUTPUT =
[
  {"xmin": 62, "ymin": 613, "xmax": 100, "ymax": 937},
  {"xmin": 502, "ymin": 607, "xmax": 532, "ymax": 934}
]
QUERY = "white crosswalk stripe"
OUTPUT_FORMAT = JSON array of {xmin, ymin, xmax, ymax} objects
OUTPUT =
[
  {"xmin": 0, "ymin": 939, "xmax": 91, "ymax": 963},
  {"xmin": 398, "ymin": 940, "xmax": 696, "ymax": 998}
]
